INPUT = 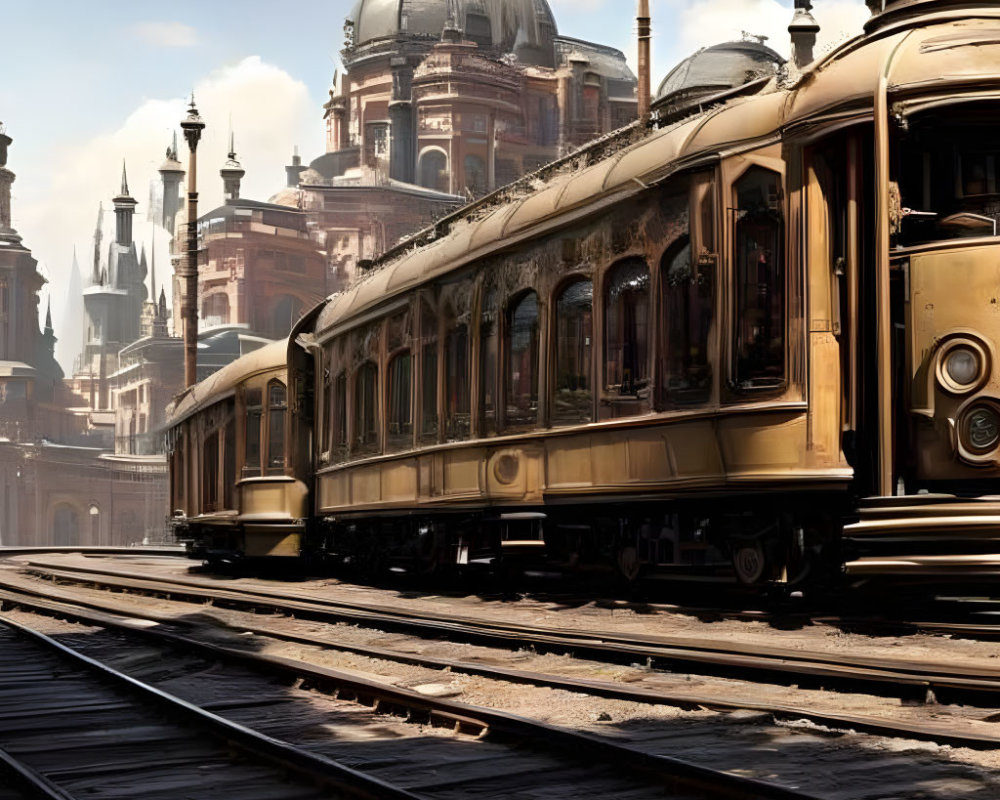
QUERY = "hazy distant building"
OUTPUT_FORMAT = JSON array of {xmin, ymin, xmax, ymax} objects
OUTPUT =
[{"xmin": 0, "ymin": 126, "xmax": 64, "ymax": 442}]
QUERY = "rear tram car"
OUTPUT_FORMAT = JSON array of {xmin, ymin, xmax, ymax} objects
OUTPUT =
[{"xmin": 169, "ymin": 0, "xmax": 1000, "ymax": 585}]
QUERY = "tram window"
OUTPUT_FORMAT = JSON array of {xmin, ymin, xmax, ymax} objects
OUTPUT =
[
  {"xmin": 661, "ymin": 237, "xmax": 713, "ymax": 405},
  {"xmin": 203, "ymin": 431, "xmax": 219, "ymax": 512},
  {"xmin": 421, "ymin": 301, "xmax": 439, "ymax": 443},
  {"xmin": 505, "ymin": 291, "xmax": 539, "ymax": 429},
  {"xmin": 733, "ymin": 167, "xmax": 785, "ymax": 391},
  {"xmin": 333, "ymin": 371, "xmax": 347, "ymax": 462},
  {"xmin": 321, "ymin": 358, "xmax": 332, "ymax": 459},
  {"xmin": 445, "ymin": 317, "xmax": 470, "ymax": 440},
  {"xmin": 604, "ymin": 259, "xmax": 650, "ymax": 395},
  {"xmin": 266, "ymin": 380, "xmax": 287, "ymax": 475},
  {"xmin": 223, "ymin": 408, "xmax": 235, "ymax": 508},
  {"xmin": 553, "ymin": 279, "xmax": 593, "ymax": 425},
  {"xmin": 244, "ymin": 387, "xmax": 262, "ymax": 478},
  {"xmin": 387, "ymin": 351, "xmax": 413, "ymax": 451},
  {"xmin": 354, "ymin": 362, "xmax": 379, "ymax": 456},
  {"xmin": 898, "ymin": 112, "xmax": 1000, "ymax": 245},
  {"xmin": 479, "ymin": 289, "xmax": 499, "ymax": 436}
]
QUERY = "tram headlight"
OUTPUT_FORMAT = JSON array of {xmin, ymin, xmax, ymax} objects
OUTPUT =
[
  {"xmin": 945, "ymin": 348, "xmax": 979, "ymax": 386},
  {"xmin": 936, "ymin": 338, "xmax": 990, "ymax": 395},
  {"xmin": 964, "ymin": 406, "xmax": 1000, "ymax": 453}
]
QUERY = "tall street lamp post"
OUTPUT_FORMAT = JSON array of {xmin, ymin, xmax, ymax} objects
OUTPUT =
[{"xmin": 180, "ymin": 97, "xmax": 205, "ymax": 388}]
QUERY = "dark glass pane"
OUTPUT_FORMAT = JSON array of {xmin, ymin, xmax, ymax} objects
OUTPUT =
[
  {"xmin": 479, "ymin": 289, "xmax": 498, "ymax": 436},
  {"xmin": 223, "ymin": 411, "xmax": 235, "ymax": 508},
  {"xmin": 203, "ymin": 432, "xmax": 219, "ymax": 511},
  {"xmin": 505, "ymin": 292, "xmax": 539, "ymax": 429},
  {"xmin": 421, "ymin": 303, "xmax": 439, "ymax": 443},
  {"xmin": 333, "ymin": 372, "xmax": 347, "ymax": 463},
  {"xmin": 604, "ymin": 259, "xmax": 650, "ymax": 394},
  {"xmin": 733, "ymin": 167, "xmax": 784, "ymax": 390},
  {"xmin": 388, "ymin": 352, "xmax": 413, "ymax": 451},
  {"xmin": 445, "ymin": 323, "xmax": 470, "ymax": 440},
  {"xmin": 554, "ymin": 280, "xmax": 593, "ymax": 425},
  {"xmin": 268, "ymin": 381, "xmax": 286, "ymax": 409},
  {"xmin": 267, "ymin": 409, "xmax": 285, "ymax": 474},
  {"xmin": 244, "ymin": 410, "xmax": 261, "ymax": 478},
  {"xmin": 354, "ymin": 362, "xmax": 379, "ymax": 456},
  {"xmin": 662, "ymin": 239, "xmax": 713, "ymax": 405}
]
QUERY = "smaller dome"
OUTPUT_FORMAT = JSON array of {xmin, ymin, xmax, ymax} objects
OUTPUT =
[{"xmin": 656, "ymin": 39, "xmax": 784, "ymax": 104}]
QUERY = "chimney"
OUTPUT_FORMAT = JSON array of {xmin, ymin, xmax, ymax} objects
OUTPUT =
[
  {"xmin": 637, "ymin": 0, "xmax": 652, "ymax": 120},
  {"xmin": 789, "ymin": 0, "xmax": 820, "ymax": 69},
  {"xmin": 285, "ymin": 146, "xmax": 307, "ymax": 187}
]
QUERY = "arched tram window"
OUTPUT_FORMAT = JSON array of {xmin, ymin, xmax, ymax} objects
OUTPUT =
[
  {"xmin": 554, "ymin": 278, "xmax": 593, "ymax": 425},
  {"xmin": 661, "ymin": 236, "xmax": 713, "ymax": 406},
  {"xmin": 354, "ymin": 362, "xmax": 379, "ymax": 457},
  {"xmin": 732, "ymin": 166, "xmax": 785, "ymax": 391},
  {"xmin": 266, "ymin": 380, "xmax": 287, "ymax": 475},
  {"xmin": 444, "ymin": 309, "xmax": 470, "ymax": 441},
  {"xmin": 387, "ymin": 351, "xmax": 413, "ymax": 451},
  {"xmin": 505, "ymin": 291, "xmax": 540, "ymax": 430},
  {"xmin": 604, "ymin": 258, "xmax": 650, "ymax": 396}
]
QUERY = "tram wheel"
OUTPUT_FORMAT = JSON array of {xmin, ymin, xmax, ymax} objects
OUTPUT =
[
  {"xmin": 616, "ymin": 545, "xmax": 641, "ymax": 582},
  {"xmin": 732, "ymin": 540, "xmax": 767, "ymax": 585}
]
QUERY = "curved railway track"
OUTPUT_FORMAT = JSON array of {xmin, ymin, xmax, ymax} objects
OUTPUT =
[
  {"xmin": 0, "ymin": 604, "xmax": 822, "ymax": 800},
  {"xmin": 0, "ymin": 558, "xmax": 999, "ymax": 797},
  {"xmin": 0, "ymin": 615, "xmax": 418, "ymax": 800},
  {"xmin": 13, "ymin": 557, "xmax": 1000, "ymax": 708}
]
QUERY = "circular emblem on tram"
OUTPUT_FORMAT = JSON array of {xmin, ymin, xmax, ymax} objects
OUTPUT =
[{"xmin": 493, "ymin": 452, "xmax": 520, "ymax": 485}]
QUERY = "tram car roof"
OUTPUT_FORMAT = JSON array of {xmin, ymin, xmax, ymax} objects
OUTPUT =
[
  {"xmin": 167, "ymin": 339, "xmax": 289, "ymax": 426},
  {"xmin": 314, "ymin": 8, "xmax": 1000, "ymax": 340}
]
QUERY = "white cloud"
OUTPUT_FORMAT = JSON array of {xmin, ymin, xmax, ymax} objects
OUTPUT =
[
  {"xmin": 14, "ymin": 56, "xmax": 320, "ymax": 372},
  {"xmin": 133, "ymin": 21, "xmax": 199, "ymax": 48}
]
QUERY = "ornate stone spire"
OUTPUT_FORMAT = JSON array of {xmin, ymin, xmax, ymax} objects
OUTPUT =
[
  {"xmin": 92, "ymin": 203, "xmax": 104, "ymax": 284},
  {"xmin": 220, "ymin": 128, "xmax": 245, "ymax": 201},
  {"xmin": 0, "ymin": 124, "xmax": 18, "ymax": 241},
  {"xmin": 112, "ymin": 160, "xmax": 138, "ymax": 247}
]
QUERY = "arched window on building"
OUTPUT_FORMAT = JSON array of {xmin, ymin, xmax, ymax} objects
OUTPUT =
[
  {"xmin": 444, "ymin": 308, "xmax": 470, "ymax": 440},
  {"xmin": 505, "ymin": 291, "xmax": 539, "ymax": 430},
  {"xmin": 201, "ymin": 293, "xmax": 230, "ymax": 328},
  {"xmin": 266, "ymin": 295, "xmax": 304, "ymax": 340},
  {"xmin": 464, "ymin": 155, "xmax": 487, "ymax": 198},
  {"xmin": 733, "ymin": 166, "xmax": 785, "ymax": 390},
  {"xmin": 354, "ymin": 361, "xmax": 379, "ymax": 456},
  {"xmin": 418, "ymin": 149, "xmax": 449, "ymax": 193},
  {"xmin": 604, "ymin": 258, "xmax": 650, "ymax": 396},
  {"xmin": 553, "ymin": 278, "xmax": 593, "ymax": 425}
]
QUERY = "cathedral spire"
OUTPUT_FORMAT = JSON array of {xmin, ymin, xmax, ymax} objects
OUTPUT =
[
  {"xmin": 112, "ymin": 159, "xmax": 137, "ymax": 247},
  {"xmin": 149, "ymin": 236, "xmax": 156, "ymax": 303},
  {"xmin": 220, "ymin": 126, "xmax": 245, "ymax": 201},
  {"xmin": 44, "ymin": 297, "xmax": 53, "ymax": 334}
]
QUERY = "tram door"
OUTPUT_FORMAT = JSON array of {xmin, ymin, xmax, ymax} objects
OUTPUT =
[{"xmin": 805, "ymin": 129, "xmax": 878, "ymax": 496}]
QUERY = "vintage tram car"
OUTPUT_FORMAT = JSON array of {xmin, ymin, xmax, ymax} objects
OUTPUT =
[{"xmin": 170, "ymin": 0, "xmax": 1000, "ymax": 583}]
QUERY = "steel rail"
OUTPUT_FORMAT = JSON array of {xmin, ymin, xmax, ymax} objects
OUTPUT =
[
  {"xmin": 0, "ymin": 746, "xmax": 77, "ymax": 800},
  {"xmin": 0, "ymin": 546, "xmax": 183, "ymax": 558},
  {"xmin": 16, "ymin": 562, "xmax": 1000, "ymax": 703},
  {"xmin": 0, "ymin": 588, "xmax": 823, "ymax": 800},
  {"xmin": 0, "ymin": 615, "xmax": 424, "ymax": 800},
  {"xmin": 1, "ymin": 576, "xmax": 998, "ymax": 751}
]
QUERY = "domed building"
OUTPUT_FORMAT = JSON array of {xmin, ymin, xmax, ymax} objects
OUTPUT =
[
  {"xmin": 653, "ymin": 37, "xmax": 785, "ymax": 119},
  {"xmin": 280, "ymin": 0, "xmax": 638, "ymax": 290}
]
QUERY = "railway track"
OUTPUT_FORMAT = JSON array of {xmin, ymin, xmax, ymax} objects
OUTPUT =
[
  {"xmin": 0, "ymin": 615, "xmax": 419, "ymax": 800},
  {"xmin": 14, "ymin": 557, "xmax": 1000, "ymax": 708},
  {"xmin": 0, "ymin": 562, "xmax": 999, "ymax": 797},
  {"xmin": 0, "ymin": 603, "xmax": 822, "ymax": 800}
]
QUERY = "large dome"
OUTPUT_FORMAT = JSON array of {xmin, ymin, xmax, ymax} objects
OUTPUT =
[
  {"xmin": 348, "ymin": 0, "xmax": 559, "ymax": 66},
  {"xmin": 656, "ymin": 39, "xmax": 784, "ymax": 104}
]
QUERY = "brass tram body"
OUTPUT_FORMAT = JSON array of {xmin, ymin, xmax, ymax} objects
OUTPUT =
[{"xmin": 167, "ymin": 1, "xmax": 1000, "ymax": 583}]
